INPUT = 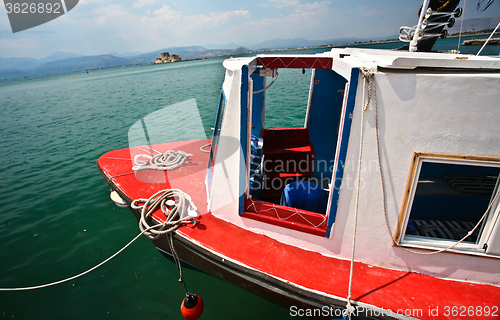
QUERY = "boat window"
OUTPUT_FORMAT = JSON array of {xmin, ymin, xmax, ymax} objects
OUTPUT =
[
  {"xmin": 242, "ymin": 67, "xmax": 348, "ymax": 237},
  {"xmin": 396, "ymin": 152, "xmax": 500, "ymax": 256},
  {"xmin": 207, "ymin": 91, "xmax": 226, "ymax": 194}
]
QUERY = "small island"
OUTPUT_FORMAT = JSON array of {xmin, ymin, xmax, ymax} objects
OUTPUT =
[{"xmin": 154, "ymin": 52, "xmax": 182, "ymax": 64}]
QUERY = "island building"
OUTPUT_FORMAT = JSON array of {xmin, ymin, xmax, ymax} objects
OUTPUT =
[{"xmin": 155, "ymin": 52, "xmax": 182, "ymax": 64}]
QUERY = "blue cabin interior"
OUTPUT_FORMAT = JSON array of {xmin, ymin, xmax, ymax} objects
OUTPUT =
[{"xmin": 248, "ymin": 67, "xmax": 348, "ymax": 218}]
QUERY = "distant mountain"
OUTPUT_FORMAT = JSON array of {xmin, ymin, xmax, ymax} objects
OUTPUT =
[
  {"xmin": 0, "ymin": 57, "xmax": 38, "ymax": 70},
  {"xmin": 187, "ymin": 46, "xmax": 249, "ymax": 58},
  {"xmin": 204, "ymin": 43, "xmax": 242, "ymax": 50},
  {"xmin": 0, "ymin": 46, "xmax": 251, "ymax": 80},
  {"xmin": 3, "ymin": 15, "xmax": 498, "ymax": 81},
  {"xmin": 38, "ymin": 51, "xmax": 85, "ymax": 63},
  {"xmin": 108, "ymin": 51, "xmax": 144, "ymax": 58},
  {"xmin": 449, "ymin": 16, "xmax": 500, "ymax": 34},
  {"xmin": 34, "ymin": 55, "xmax": 131, "ymax": 74},
  {"xmin": 0, "ymin": 52, "xmax": 84, "ymax": 71},
  {"xmin": 249, "ymin": 38, "xmax": 324, "ymax": 50}
]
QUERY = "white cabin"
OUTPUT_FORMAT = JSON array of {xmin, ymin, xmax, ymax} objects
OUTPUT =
[{"xmin": 206, "ymin": 48, "xmax": 500, "ymax": 286}]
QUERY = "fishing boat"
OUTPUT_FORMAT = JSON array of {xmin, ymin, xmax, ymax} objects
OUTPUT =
[{"xmin": 97, "ymin": 1, "xmax": 500, "ymax": 319}]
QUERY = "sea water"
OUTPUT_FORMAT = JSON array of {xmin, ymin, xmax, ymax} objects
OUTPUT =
[{"xmin": 0, "ymin": 37, "xmax": 497, "ymax": 320}]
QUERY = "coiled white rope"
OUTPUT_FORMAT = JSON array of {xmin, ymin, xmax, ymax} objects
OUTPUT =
[
  {"xmin": 132, "ymin": 150, "xmax": 192, "ymax": 171},
  {"xmin": 0, "ymin": 189, "xmax": 197, "ymax": 291},
  {"xmin": 132, "ymin": 189, "xmax": 198, "ymax": 240}
]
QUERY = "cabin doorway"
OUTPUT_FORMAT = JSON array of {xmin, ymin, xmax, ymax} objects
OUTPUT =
[{"xmin": 245, "ymin": 66, "xmax": 348, "ymax": 236}]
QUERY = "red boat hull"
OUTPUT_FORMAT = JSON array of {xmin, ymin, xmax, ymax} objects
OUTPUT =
[{"xmin": 98, "ymin": 140, "xmax": 500, "ymax": 320}]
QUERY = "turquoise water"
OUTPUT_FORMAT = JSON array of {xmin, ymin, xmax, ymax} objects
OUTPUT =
[
  {"xmin": 0, "ymin": 39, "xmax": 498, "ymax": 320},
  {"xmin": 0, "ymin": 57, "xmax": 300, "ymax": 320}
]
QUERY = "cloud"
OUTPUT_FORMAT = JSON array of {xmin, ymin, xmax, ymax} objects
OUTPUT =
[
  {"xmin": 141, "ymin": 5, "xmax": 249, "ymax": 33},
  {"xmin": 356, "ymin": 5, "xmax": 382, "ymax": 17},
  {"xmin": 260, "ymin": 1, "xmax": 333, "ymax": 27},
  {"xmin": 240, "ymin": 1, "xmax": 335, "ymax": 43},
  {"xmin": 184, "ymin": 10, "xmax": 250, "ymax": 29},
  {"xmin": 143, "ymin": 5, "xmax": 181, "ymax": 23},
  {"xmin": 262, "ymin": 0, "xmax": 299, "ymax": 8},
  {"xmin": 2, "ymin": 0, "xmax": 404, "ymax": 58},
  {"xmin": 0, "ymin": 38, "xmax": 40, "ymax": 57},
  {"xmin": 134, "ymin": 0, "xmax": 155, "ymax": 8},
  {"xmin": 93, "ymin": 4, "xmax": 136, "ymax": 25}
]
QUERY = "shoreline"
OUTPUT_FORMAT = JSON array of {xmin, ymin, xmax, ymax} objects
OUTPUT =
[
  {"xmin": 251, "ymin": 38, "xmax": 402, "ymax": 54},
  {"xmin": 4, "ymin": 31, "xmax": 498, "ymax": 82},
  {"xmin": 255, "ymin": 31, "xmax": 500, "ymax": 54}
]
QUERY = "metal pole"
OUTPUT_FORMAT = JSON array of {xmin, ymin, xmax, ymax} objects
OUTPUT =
[{"xmin": 410, "ymin": 0, "xmax": 431, "ymax": 52}]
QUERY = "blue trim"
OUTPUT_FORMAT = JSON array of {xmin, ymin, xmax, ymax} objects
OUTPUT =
[
  {"xmin": 326, "ymin": 68, "xmax": 359, "ymax": 238},
  {"xmin": 239, "ymin": 65, "xmax": 249, "ymax": 216},
  {"xmin": 250, "ymin": 72, "xmax": 265, "ymax": 137},
  {"xmin": 308, "ymin": 69, "xmax": 346, "ymax": 181}
]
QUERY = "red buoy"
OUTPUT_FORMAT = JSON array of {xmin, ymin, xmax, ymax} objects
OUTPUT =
[{"xmin": 180, "ymin": 293, "xmax": 204, "ymax": 320}]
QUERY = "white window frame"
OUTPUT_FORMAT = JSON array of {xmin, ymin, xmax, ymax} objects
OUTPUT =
[{"xmin": 395, "ymin": 152, "xmax": 500, "ymax": 257}]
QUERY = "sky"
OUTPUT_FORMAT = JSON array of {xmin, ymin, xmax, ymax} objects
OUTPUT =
[{"xmin": 0, "ymin": 0, "xmax": 499, "ymax": 59}]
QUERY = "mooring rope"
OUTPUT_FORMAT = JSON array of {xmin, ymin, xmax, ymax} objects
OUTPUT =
[
  {"xmin": 199, "ymin": 143, "xmax": 211, "ymax": 153},
  {"xmin": 343, "ymin": 64, "xmax": 500, "ymax": 318},
  {"xmin": 132, "ymin": 150, "xmax": 193, "ymax": 171},
  {"xmin": 0, "ymin": 189, "xmax": 197, "ymax": 291},
  {"xmin": 133, "ymin": 189, "xmax": 198, "ymax": 297},
  {"xmin": 0, "ymin": 226, "xmax": 154, "ymax": 291},
  {"xmin": 132, "ymin": 189, "xmax": 198, "ymax": 240},
  {"xmin": 344, "ymin": 67, "xmax": 375, "ymax": 319}
]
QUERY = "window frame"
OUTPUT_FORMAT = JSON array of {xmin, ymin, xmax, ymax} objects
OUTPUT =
[
  {"xmin": 241, "ymin": 66, "xmax": 357, "ymax": 238},
  {"xmin": 395, "ymin": 152, "xmax": 500, "ymax": 257}
]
